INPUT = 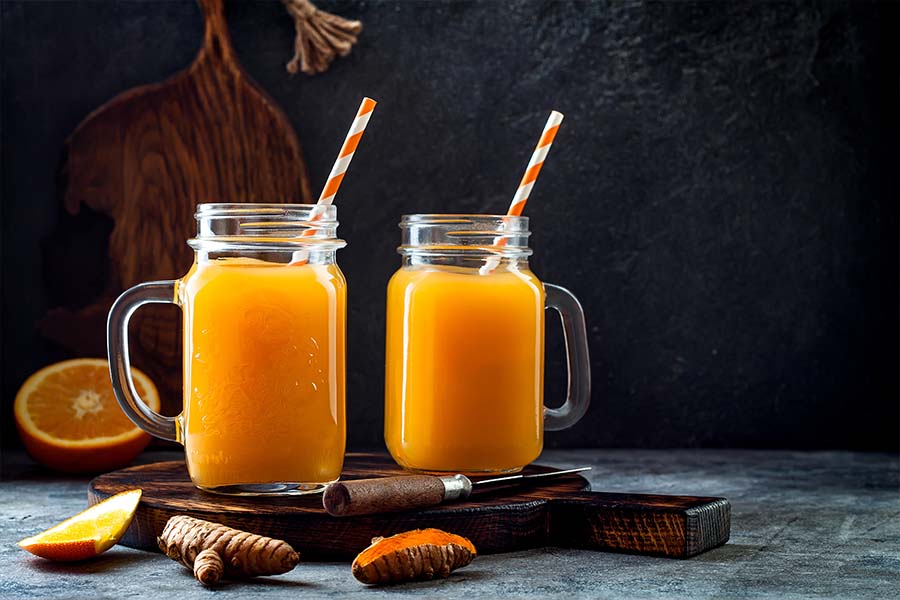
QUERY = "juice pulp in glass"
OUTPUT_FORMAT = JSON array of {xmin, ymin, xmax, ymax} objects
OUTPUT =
[
  {"xmin": 385, "ymin": 264, "xmax": 545, "ymax": 473},
  {"xmin": 179, "ymin": 257, "xmax": 346, "ymax": 489}
]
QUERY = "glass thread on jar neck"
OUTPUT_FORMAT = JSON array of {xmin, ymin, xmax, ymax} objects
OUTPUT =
[
  {"xmin": 398, "ymin": 214, "xmax": 533, "ymax": 266},
  {"xmin": 188, "ymin": 203, "xmax": 346, "ymax": 265}
]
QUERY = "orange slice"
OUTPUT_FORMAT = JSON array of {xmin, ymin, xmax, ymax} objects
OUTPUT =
[
  {"xmin": 14, "ymin": 358, "xmax": 160, "ymax": 473},
  {"xmin": 18, "ymin": 489, "xmax": 142, "ymax": 561}
]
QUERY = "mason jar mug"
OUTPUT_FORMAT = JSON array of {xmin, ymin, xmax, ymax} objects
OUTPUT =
[
  {"xmin": 384, "ymin": 214, "xmax": 590, "ymax": 474},
  {"xmin": 107, "ymin": 203, "xmax": 347, "ymax": 495}
]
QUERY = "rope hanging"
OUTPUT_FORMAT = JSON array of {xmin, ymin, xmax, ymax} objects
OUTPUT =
[{"xmin": 281, "ymin": 0, "xmax": 362, "ymax": 75}]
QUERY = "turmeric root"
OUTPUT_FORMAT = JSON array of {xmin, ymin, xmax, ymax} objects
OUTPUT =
[
  {"xmin": 193, "ymin": 548, "xmax": 224, "ymax": 586},
  {"xmin": 157, "ymin": 515, "xmax": 299, "ymax": 586},
  {"xmin": 351, "ymin": 528, "xmax": 476, "ymax": 585}
]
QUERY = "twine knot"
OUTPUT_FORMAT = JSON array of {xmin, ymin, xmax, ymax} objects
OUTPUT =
[{"xmin": 282, "ymin": 0, "xmax": 362, "ymax": 75}]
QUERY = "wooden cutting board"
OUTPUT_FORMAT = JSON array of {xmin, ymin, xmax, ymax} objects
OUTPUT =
[
  {"xmin": 88, "ymin": 453, "xmax": 730, "ymax": 560},
  {"xmin": 41, "ymin": 0, "xmax": 312, "ymax": 412}
]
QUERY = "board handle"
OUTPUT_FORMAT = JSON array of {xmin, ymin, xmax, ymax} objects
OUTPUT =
[
  {"xmin": 323, "ymin": 475, "xmax": 471, "ymax": 517},
  {"xmin": 548, "ymin": 492, "xmax": 731, "ymax": 558},
  {"xmin": 197, "ymin": 0, "xmax": 235, "ymax": 63}
]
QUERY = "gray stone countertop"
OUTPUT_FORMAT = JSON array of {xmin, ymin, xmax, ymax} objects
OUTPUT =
[{"xmin": 1, "ymin": 449, "xmax": 898, "ymax": 599}]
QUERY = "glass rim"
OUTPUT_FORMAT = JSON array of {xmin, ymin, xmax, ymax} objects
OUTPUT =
[
  {"xmin": 195, "ymin": 203, "xmax": 337, "ymax": 221},
  {"xmin": 190, "ymin": 203, "xmax": 344, "ymax": 251},
  {"xmin": 398, "ymin": 213, "xmax": 532, "ymax": 258},
  {"xmin": 400, "ymin": 213, "xmax": 528, "ymax": 222}
]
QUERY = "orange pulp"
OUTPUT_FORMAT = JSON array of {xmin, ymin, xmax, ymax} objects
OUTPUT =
[
  {"xmin": 385, "ymin": 264, "xmax": 544, "ymax": 473},
  {"xmin": 179, "ymin": 257, "xmax": 346, "ymax": 490}
]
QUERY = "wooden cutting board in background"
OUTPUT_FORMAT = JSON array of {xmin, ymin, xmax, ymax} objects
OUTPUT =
[
  {"xmin": 40, "ymin": 0, "xmax": 312, "ymax": 413},
  {"xmin": 88, "ymin": 453, "xmax": 731, "ymax": 560}
]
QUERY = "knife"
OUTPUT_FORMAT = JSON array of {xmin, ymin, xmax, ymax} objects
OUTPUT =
[{"xmin": 322, "ymin": 467, "xmax": 591, "ymax": 517}]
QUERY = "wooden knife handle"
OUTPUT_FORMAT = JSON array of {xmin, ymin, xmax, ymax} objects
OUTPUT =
[{"xmin": 323, "ymin": 475, "xmax": 446, "ymax": 517}]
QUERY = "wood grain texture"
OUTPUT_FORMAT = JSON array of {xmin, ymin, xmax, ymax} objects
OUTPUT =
[
  {"xmin": 547, "ymin": 493, "xmax": 731, "ymax": 558},
  {"xmin": 40, "ymin": 0, "xmax": 312, "ymax": 411},
  {"xmin": 88, "ymin": 453, "xmax": 730, "ymax": 560}
]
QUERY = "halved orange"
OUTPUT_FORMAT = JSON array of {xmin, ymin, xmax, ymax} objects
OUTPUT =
[
  {"xmin": 18, "ymin": 489, "xmax": 142, "ymax": 561},
  {"xmin": 14, "ymin": 359, "xmax": 160, "ymax": 473}
]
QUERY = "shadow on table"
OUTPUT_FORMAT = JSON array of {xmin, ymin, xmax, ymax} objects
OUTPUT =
[
  {"xmin": 214, "ymin": 576, "xmax": 323, "ymax": 590},
  {"xmin": 24, "ymin": 551, "xmax": 326, "ymax": 590},
  {"xmin": 400, "ymin": 569, "xmax": 490, "ymax": 586},
  {"xmin": 692, "ymin": 543, "xmax": 764, "ymax": 562},
  {"xmin": 21, "ymin": 549, "xmax": 157, "ymax": 574}
]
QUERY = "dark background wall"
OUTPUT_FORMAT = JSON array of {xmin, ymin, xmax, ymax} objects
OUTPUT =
[{"xmin": 1, "ymin": 0, "xmax": 897, "ymax": 451}]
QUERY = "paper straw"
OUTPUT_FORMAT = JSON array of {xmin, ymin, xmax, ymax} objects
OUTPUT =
[
  {"xmin": 480, "ymin": 110, "xmax": 563, "ymax": 275},
  {"xmin": 304, "ymin": 96, "xmax": 377, "ymax": 233},
  {"xmin": 292, "ymin": 97, "xmax": 376, "ymax": 264},
  {"xmin": 506, "ymin": 110, "xmax": 564, "ymax": 217},
  {"xmin": 317, "ymin": 97, "xmax": 377, "ymax": 207}
]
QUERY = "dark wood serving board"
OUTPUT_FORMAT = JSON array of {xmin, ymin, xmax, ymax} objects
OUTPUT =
[
  {"xmin": 41, "ymin": 0, "xmax": 313, "ymax": 412},
  {"xmin": 88, "ymin": 453, "xmax": 730, "ymax": 560}
]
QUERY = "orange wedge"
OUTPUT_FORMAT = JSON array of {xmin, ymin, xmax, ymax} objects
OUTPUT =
[
  {"xmin": 14, "ymin": 358, "xmax": 160, "ymax": 473},
  {"xmin": 18, "ymin": 489, "xmax": 142, "ymax": 561}
]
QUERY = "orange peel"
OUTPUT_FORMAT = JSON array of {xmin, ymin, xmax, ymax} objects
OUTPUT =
[{"xmin": 18, "ymin": 489, "xmax": 142, "ymax": 561}]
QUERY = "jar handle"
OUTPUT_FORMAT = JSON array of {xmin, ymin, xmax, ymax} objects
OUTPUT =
[
  {"xmin": 543, "ymin": 283, "xmax": 591, "ymax": 431},
  {"xmin": 106, "ymin": 281, "xmax": 180, "ymax": 442}
]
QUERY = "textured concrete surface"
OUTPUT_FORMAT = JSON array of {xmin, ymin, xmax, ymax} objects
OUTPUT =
[
  {"xmin": 1, "ymin": 449, "xmax": 898, "ymax": 599},
  {"xmin": 2, "ymin": 1, "xmax": 897, "ymax": 451}
]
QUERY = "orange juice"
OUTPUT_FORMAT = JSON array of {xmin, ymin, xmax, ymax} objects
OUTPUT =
[
  {"xmin": 179, "ymin": 257, "xmax": 346, "ymax": 490},
  {"xmin": 385, "ymin": 264, "xmax": 545, "ymax": 473}
]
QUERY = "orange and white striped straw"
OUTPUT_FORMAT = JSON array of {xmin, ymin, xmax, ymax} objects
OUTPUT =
[
  {"xmin": 291, "ymin": 97, "xmax": 375, "ymax": 265},
  {"xmin": 506, "ymin": 110, "xmax": 564, "ymax": 217},
  {"xmin": 481, "ymin": 110, "xmax": 563, "ymax": 274},
  {"xmin": 304, "ymin": 96, "xmax": 377, "ymax": 234},
  {"xmin": 316, "ymin": 96, "xmax": 377, "ymax": 207}
]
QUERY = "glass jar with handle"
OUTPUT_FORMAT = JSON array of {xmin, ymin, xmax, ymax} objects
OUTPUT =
[
  {"xmin": 384, "ymin": 214, "xmax": 590, "ymax": 474},
  {"xmin": 107, "ymin": 203, "xmax": 347, "ymax": 495}
]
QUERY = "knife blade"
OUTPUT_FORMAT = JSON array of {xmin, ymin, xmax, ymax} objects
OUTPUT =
[{"xmin": 322, "ymin": 467, "xmax": 591, "ymax": 517}]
